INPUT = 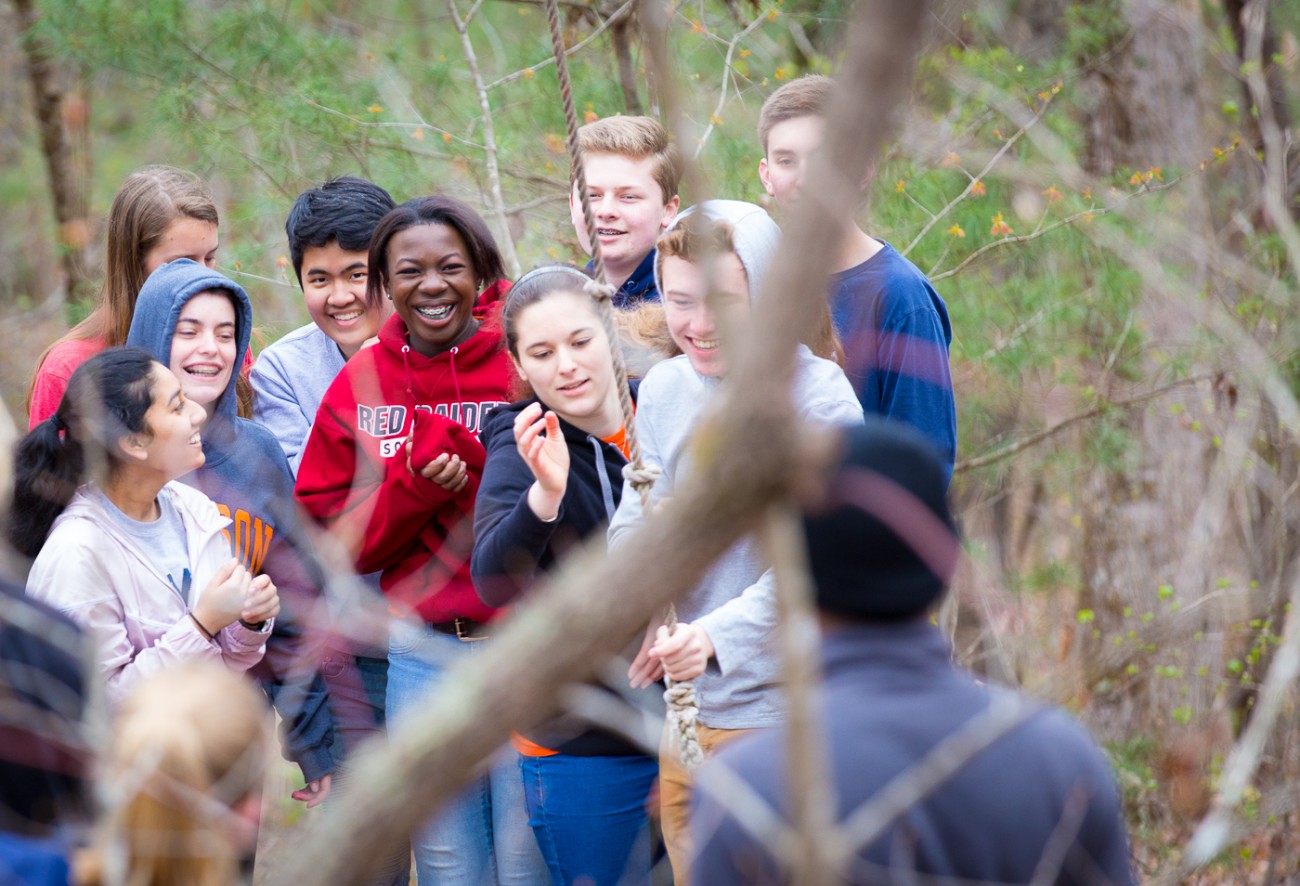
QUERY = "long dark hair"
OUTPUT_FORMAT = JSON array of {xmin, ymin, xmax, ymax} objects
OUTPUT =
[
  {"xmin": 8, "ymin": 348, "xmax": 158, "ymax": 559},
  {"xmin": 366, "ymin": 196, "xmax": 506, "ymax": 306}
]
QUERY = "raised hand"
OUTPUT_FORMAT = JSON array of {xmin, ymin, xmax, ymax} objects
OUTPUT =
[{"xmin": 514, "ymin": 403, "xmax": 570, "ymax": 521}]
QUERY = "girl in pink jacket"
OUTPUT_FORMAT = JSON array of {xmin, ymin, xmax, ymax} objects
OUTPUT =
[{"xmin": 10, "ymin": 347, "xmax": 279, "ymax": 707}]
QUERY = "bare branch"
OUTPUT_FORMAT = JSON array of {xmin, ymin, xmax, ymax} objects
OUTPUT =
[
  {"xmin": 447, "ymin": 0, "xmax": 522, "ymax": 278},
  {"xmin": 485, "ymin": 0, "xmax": 637, "ymax": 92},
  {"xmin": 694, "ymin": 7, "xmax": 772, "ymax": 159},
  {"xmin": 954, "ymin": 372, "xmax": 1217, "ymax": 474}
]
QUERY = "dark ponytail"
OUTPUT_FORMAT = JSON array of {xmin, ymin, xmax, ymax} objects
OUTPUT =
[{"xmin": 8, "ymin": 348, "xmax": 157, "ymax": 559}]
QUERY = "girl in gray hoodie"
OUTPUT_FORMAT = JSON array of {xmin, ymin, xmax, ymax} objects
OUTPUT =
[{"xmin": 606, "ymin": 200, "xmax": 863, "ymax": 880}]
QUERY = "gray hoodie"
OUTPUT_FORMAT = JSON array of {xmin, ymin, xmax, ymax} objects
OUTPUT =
[{"xmin": 608, "ymin": 200, "xmax": 863, "ymax": 729}]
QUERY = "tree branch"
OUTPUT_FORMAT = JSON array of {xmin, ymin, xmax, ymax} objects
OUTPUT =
[
  {"xmin": 447, "ymin": 0, "xmax": 522, "ymax": 278},
  {"xmin": 485, "ymin": 0, "xmax": 637, "ymax": 92}
]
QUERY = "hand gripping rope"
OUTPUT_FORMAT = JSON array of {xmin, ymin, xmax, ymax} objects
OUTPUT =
[{"xmin": 542, "ymin": 0, "xmax": 704, "ymax": 769}]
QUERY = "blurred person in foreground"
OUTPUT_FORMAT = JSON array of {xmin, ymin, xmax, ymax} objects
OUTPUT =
[
  {"xmin": 1, "ymin": 391, "xmax": 92, "ymax": 884},
  {"xmin": 76, "ymin": 662, "xmax": 272, "ymax": 886},
  {"xmin": 691, "ymin": 418, "xmax": 1135, "ymax": 885}
]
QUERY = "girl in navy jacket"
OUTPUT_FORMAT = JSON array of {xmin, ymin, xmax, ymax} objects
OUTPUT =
[{"xmin": 472, "ymin": 265, "xmax": 657, "ymax": 886}]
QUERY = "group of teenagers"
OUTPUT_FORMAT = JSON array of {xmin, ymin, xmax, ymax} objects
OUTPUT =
[{"xmin": 5, "ymin": 73, "xmax": 1136, "ymax": 886}]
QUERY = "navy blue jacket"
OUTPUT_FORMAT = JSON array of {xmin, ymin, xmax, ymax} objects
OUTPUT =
[
  {"xmin": 472, "ymin": 394, "xmax": 647, "ymax": 756},
  {"xmin": 693, "ymin": 621, "xmax": 1135, "ymax": 885},
  {"xmin": 588, "ymin": 250, "xmax": 659, "ymax": 309},
  {"xmin": 127, "ymin": 259, "xmax": 336, "ymax": 782}
]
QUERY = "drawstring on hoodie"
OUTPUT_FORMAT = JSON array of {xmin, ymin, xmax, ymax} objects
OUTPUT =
[
  {"xmin": 400, "ymin": 345, "xmax": 415, "ymax": 399},
  {"xmin": 448, "ymin": 347, "xmax": 465, "ymax": 408},
  {"xmin": 589, "ymin": 436, "xmax": 617, "ymax": 522}
]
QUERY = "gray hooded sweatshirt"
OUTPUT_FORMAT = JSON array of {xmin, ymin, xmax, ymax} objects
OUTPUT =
[{"xmin": 607, "ymin": 200, "xmax": 863, "ymax": 729}]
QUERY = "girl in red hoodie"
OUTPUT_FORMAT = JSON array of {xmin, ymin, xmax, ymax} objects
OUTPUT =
[{"xmin": 295, "ymin": 196, "xmax": 545, "ymax": 884}]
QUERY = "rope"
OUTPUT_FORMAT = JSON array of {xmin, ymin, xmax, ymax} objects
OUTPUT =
[{"xmin": 542, "ymin": 0, "xmax": 702, "ymax": 768}]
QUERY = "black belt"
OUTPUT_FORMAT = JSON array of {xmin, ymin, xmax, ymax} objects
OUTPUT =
[{"xmin": 429, "ymin": 617, "xmax": 489, "ymax": 642}]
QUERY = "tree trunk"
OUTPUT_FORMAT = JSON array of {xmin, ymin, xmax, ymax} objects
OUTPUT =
[
  {"xmin": 607, "ymin": 9, "xmax": 642, "ymax": 115},
  {"xmin": 12, "ymin": 0, "xmax": 91, "ymax": 303}
]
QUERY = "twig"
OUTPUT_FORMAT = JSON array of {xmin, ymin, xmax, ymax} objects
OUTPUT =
[
  {"xmin": 902, "ymin": 100, "xmax": 1049, "ymax": 258},
  {"xmin": 485, "ymin": 0, "xmax": 637, "ymax": 91},
  {"xmin": 447, "ymin": 0, "xmax": 522, "ymax": 278},
  {"xmin": 693, "ymin": 7, "xmax": 772, "ymax": 159},
  {"xmin": 930, "ymin": 173, "xmax": 1196, "ymax": 282},
  {"xmin": 300, "ymin": 95, "xmax": 480, "ymax": 149},
  {"xmin": 954, "ymin": 373, "xmax": 1217, "ymax": 474}
]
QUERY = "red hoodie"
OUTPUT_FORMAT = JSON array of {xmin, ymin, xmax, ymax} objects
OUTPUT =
[{"xmin": 295, "ymin": 308, "xmax": 511, "ymax": 624}]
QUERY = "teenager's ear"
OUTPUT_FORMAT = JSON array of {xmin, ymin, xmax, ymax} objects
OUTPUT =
[
  {"xmin": 117, "ymin": 432, "xmax": 151, "ymax": 464},
  {"xmin": 758, "ymin": 157, "xmax": 774, "ymax": 196},
  {"xmin": 660, "ymin": 195, "xmax": 681, "ymax": 230}
]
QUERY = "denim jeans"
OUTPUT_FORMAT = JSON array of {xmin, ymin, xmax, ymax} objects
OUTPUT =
[
  {"xmin": 321, "ymin": 650, "xmax": 411, "ymax": 886},
  {"xmin": 387, "ymin": 619, "xmax": 546, "ymax": 885},
  {"xmin": 519, "ymin": 752, "xmax": 657, "ymax": 886}
]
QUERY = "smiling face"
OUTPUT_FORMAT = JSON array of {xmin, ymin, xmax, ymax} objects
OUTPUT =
[
  {"xmin": 660, "ymin": 252, "xmax": 751, "ymax": 379},
  {"xmin": 131, "ymin": 362, "xmax": 208, "ymax": 480},
  {"xmin": 512, "ymin": 289, "xmax": 621, "ymax": 436},
  {"xmin": 143, "ymin": 216, "xmax": 220, "ymax": 275},
  {"xmin": 169, "ymin": 291, "xmax": 237, "ymax": 421},
  {"xmin": 301, "ymin": 241, "xmax": 388, "ymax": 359},
  {"xmin": 758, "ymin": 114, "xmax": 826, "ymax": 212},
  {"xmin": 570, "ymin": 153, "xmax": 679, "ymax": 286},
  {"xmin": 386, "ymin": 223, "xmax": 480, "ymax": 357}
]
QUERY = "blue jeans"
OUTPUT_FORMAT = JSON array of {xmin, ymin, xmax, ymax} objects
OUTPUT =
[
  {"xmin": 520, "ymin": 753, "xmax": 657, "ymax": 886},
  {"xmin": 387, "ymin": 619, "xmax": 546, "ymax": 885}
]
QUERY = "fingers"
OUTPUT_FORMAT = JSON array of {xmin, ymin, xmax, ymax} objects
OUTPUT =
[
  {"xmin": 512, "ymin": 402, "xmax": 544, "ymax": 443},
  {"xmin": 419, "ymin": 453, "xmax": 470, "ymax": 491},
  {"xmin": 650, "ymin": 624, "xmax": 710, "ymax": 682},
  {"xmin": 242, "ymin": 581, "xmax": 280, "ymax": 623}
]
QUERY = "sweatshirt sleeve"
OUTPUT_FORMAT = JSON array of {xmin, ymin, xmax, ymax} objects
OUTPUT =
[
  {"xmin": 692, "ymin": 565, "xmax": 777, "ymax": 677},
  {"xmin": 873, "ymin": 307, "xmax": 956, "ymax": 484},
  {"xmin": 251, "ymin": 349, "xmax": 312, "ymax": 476},
  {"xmin": 247, "ymin": 454, "xmax": 337, "ymax": 782},
  {"xmin": 471, "ymin": 415, "xmax": 561, "ymax": 606},
  {"xmin": 26, "ymin": 543, "xmax": 224, "ymax": 709},
  {"xmin": 295, "ymin": 377, "xmax": 468, "ymax": 576}
]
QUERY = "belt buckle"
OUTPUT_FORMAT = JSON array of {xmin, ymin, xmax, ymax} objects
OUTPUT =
[{"xmin": 454, "ymin": 617, "xmax": 486, "ymax": 642}]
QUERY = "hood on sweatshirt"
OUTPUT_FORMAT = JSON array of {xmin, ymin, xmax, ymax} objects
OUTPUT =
[
  {"xmin": 126, "ymin": 258, "xmax": 253, "ymax": 444},
  {"xmin": 652, "ymin": 199, "xmax": 780, "ymax": 305}
]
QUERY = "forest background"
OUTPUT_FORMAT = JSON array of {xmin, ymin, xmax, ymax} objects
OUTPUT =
[{"xmin": 2, "ymin": 0, "xmax": 1299, "ymax": 882}]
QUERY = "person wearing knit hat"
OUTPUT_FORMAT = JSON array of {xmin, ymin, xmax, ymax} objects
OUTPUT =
[
  {"xmin": 608, "ymin": 200, "xmax": 863, "ymax": 882},
  {"xmin": 691, "ymin": 418, "xmax": 1136, "ymax": 885}
]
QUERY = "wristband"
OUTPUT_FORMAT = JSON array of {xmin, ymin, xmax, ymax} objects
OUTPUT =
[
  {"xmin": 190, "ymin": 612, "xmax": 217, "ymax": 642},
  {"xmin": 239, "ymin": 618, "xmax": 267, "ymax": 632}
]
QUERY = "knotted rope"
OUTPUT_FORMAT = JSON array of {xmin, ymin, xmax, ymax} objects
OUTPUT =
[{"xmin": 543, "ymin": 0, "xmax": 703, "ymax": 769}]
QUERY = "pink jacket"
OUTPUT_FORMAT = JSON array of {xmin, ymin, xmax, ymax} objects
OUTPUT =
[{"xmin": 25, "ymin": 481, "xmax": 272, "ymax": 708}]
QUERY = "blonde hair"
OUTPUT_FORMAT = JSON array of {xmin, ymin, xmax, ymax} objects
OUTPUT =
[
  {"xmin": 79, "ymin": 664, "xmax": 270, "ymax": 886},
  {"xmin": 655, "ymin": 215, "xmax": 843, "ymax": 365},
  {"xmin": 757, "ymin": 74, "xmax": 834, "ymax": 153},
  {"xmin": 571, "ymin": 116, "xmax": 682, "ymax": 205},
  {"xmin": 28, "ymin": 167, "xmax": 219, "ymax": 415}
]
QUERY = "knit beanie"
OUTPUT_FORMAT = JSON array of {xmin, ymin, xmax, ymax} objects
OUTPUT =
[{"xmin": 803, "ymin": 417, "xmax": 960, "ymax": 619}]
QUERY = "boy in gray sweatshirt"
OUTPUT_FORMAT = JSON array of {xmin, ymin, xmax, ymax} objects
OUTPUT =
[{"xmin": 607, "ymin": 199, "xmax": 862, "ymax": 881}]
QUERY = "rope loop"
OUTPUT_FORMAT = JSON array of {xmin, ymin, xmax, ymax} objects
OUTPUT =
[
  {"xmin": 583, "ymin": 278, "xmax": 617, "ymax": 303},
  {"xmin": 621, "ymin": 461, "xmax": 661, "ymax": 491}
]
